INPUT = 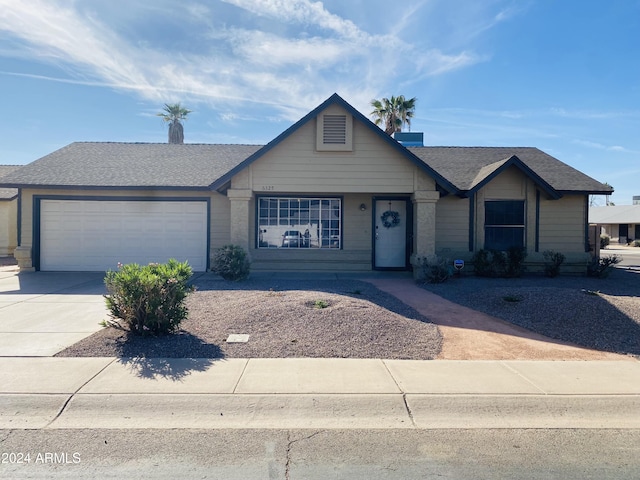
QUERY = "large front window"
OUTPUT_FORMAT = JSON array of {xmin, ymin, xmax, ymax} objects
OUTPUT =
[
  {"xmin": 484, "ymin": 200, "xmax": 525, "ymax": 250},
  {"xmin": 257, "ymin": 197, "xmax": 341, "ymax": 249}
]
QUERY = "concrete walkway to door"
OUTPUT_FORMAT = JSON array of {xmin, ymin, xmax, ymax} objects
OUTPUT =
[
  {"xmin": 0, "ymin": 269, "xmax": 108, "ymax": 356},
  {"xmin": 366, "ymin": 278, "xmax": 630, "ymax": 361}
]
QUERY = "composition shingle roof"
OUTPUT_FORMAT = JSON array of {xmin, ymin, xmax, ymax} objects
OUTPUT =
[
  {"xmin": 0, "ymin": 142, "xmax": 611, "ymax": 197},
  {"xmin": 408, "ymin": 146, "xmax": 611, "ymax": 194},
  {"xmin": 0, "ymin": 165, "xmax": 21, "ymax": 200},
  {"xmin": 0, "ymin": 94, "xmax": 612, "ymax": 197},
  {"xmin": 0, "ymin": 143, "xmax": 262, "ymax": 189}
]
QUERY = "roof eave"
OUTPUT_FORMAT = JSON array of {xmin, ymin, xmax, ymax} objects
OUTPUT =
[
  {"xmin": 0, "ymin": 183, "xmax": 212, "ymax": 191},
  {"xmin": 559, "ymin": 189, "xmax": 614, "ymax": 196}
]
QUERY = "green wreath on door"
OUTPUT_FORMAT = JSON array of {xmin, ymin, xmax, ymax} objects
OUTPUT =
[{"xmin": 380, "ymin": 210, "xmax": 401, "ymax": 228}]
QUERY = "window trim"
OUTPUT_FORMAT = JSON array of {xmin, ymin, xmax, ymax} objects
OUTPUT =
[{"xmin": 256, "ymin": 195, "xmax": 343, "ymax": 250}]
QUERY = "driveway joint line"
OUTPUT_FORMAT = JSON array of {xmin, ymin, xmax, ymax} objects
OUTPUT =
[{"xmin": 43, "ymin": 357, "xmax": 118, "ymax": 429}]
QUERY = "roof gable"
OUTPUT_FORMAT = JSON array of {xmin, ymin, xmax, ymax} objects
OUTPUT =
[
  {"xmin": 408, "ymin": 147, "xmax": 612, "ymax": 196},
  {"xmin": 467, "ymin": 155, "xmax": 561, "ymax": 199},
  {"xmin": 210, "ymin": 93, "xmax": 458, "ymax": 194}
]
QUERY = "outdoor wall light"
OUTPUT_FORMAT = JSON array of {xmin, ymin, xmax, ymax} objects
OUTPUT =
[{"xmin": 359, "ymin": 203, "xmax": 367, "ymax": 211}]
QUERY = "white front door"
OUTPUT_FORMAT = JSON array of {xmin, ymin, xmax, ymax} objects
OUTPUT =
[{"xmin": 374, "ymin": 199, "xmax": 408, "ymax": 269}]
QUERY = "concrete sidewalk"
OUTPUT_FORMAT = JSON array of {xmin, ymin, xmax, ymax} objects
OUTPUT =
[{"xmin": 1, "ymin": 357, "xmax": 639, "ymax": 430}]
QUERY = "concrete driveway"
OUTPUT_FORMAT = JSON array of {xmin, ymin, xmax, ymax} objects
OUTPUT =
[{"xmin": 0, "ymin": 269, "xmax": 108, "ymax": 356}]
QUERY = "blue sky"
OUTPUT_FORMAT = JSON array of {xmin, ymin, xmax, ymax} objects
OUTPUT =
[{"xmin": 0, "ymin": 0, "xmax": 638, "ymax": 205}]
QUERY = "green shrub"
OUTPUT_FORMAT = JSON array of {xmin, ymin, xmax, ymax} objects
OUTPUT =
[
  {"xmin": 211, "ymin": 244, "xmax": 251, "ymax": 281},
  {"xmin": 600, "ymin": 235, "xmax": 610, "ymax": 249},
  {"xmin": 471, "ymin": 249, "xmax": 494, "ymax": 277},
  {"xmin": 313, "ymin": 299, "xmax": 330, "ymax": 309},
  {"xmin": 471, "ymin": 249, "xmax": 505, "ymax": 277},
  {"xmin": 417, "ymin": 255, "xmax": 452, "ymax": 283},
  {"xmin": 586, "ymin": 254, "xmax": 622, "ymax": 278},
  {"xmin": 505, "ymin": 247, "xmax": 527, "ymax": 277},
  {"xmin": 472, "ymin": 248, "xmax": 527, "ymax": 277},
  {"xmin": 633, "ymin": 240, "xmax": 640, "ymax": 247},
  {"xmin": 104, "ymin": 259, "xmax": 194, "ymax": 336},
  {"xmin": 542, "ymin": 250, "xmax": 565, "ymax": 278}
]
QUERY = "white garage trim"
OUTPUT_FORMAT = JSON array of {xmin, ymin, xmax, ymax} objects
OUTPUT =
[{"xmin": 35, "ymin": 197, "xmax": 209, "ymax": 272}]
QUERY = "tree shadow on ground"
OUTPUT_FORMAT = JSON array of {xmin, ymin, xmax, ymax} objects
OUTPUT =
[
  {"xmin": 112, "ymin": 331, "xmax": 225, "ymax": 380},
  {"xmin": 117, "ymin": 356, "xmax": 221, "ymax": 381}
]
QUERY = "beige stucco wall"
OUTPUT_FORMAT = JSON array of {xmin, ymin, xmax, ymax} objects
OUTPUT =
[
  {"xmin": 435, "ymin": 195, "xmax": 469, "ymax": 256},
  {"xmin": 433, "ymin": 167, "xmax": 590, "ymax": 271},
  {"xmin": 0, "ymin": 199, "xmax": 17, "ymax": 256},
  {"xmin": 248, "ymin": 104, "xmax": 434, "ymax": 194},
  {"xmin": 227, "ymin": 104, "xmax": 438, "ymax": 271},
  {"xmin": 538, "ymin": 195, "xmax": 586, "ymax": 251}
]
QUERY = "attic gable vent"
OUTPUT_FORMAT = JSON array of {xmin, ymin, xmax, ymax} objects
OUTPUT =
[
  {"xmin": 316, "ymin": 112, "xmax": 353, "ymax": 151},
  {"xmin": 323, "ymin": 115, "xmax": 347, "ymax": 144}
]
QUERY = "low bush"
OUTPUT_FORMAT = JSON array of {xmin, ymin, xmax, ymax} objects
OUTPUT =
[
  {"xmin": 542, "ymin": 250, "xmax": 566, "ymax": 278},
  {"xmin": 104, "ymin": 259, "xmax": 194, "ymax": 336},
  {"xmin": 471, "ymin": 249, "xmax": 499, "ymax": 277},
  {"xmin": 417, "ymin": 255, "xmax": 452, "ymax": 283},
  {"xmin": 505, "ymin": 247, "xmax": 527, "ymax": 277},
  {"xmin": 586, "ymin": 254, "xmax": 622, "ymax": 278},
  {"xmin": 600, "ymin": 235, "xmax": 610, "ymax": 249},
  {"xmin": 633, "ymin": 240, "xmax": 640, "ymax": 247},
  {"xmin": 471, "ymin": 248, "xmax": 526, "ymax": 278},
  {"xmin": 211, "ymin": 244, "xmax": 251, "ymax": 281}
]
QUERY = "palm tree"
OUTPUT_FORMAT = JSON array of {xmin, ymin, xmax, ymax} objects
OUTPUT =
[
  {"xmin": 157, "ymin": 103, "xmax": 192, "ymax": 144},
  {"xmin": 370, "ymin": 95, "xmax": 417, "ymax": 135}
]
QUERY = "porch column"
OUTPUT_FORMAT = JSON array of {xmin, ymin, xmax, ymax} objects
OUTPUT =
[
  {"xmin": 227, "ymin": 189, "xmax": 253, "ymax": 253},
  {"xmin": 14, "ymin": 246, "xmax": 34, "ymax": 272},
  {"xmin": 411, "ymin": 190, "xmax": 440, "ymax": 271}
]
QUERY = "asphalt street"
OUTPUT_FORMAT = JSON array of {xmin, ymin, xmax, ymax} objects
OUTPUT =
[{"xmin": 1, "ymin": 428, "xmax": 640, "ymax": 479}]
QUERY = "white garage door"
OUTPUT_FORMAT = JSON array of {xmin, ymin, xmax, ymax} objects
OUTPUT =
[{"xmin": 40, "ymin": 199, "xmax": 208, "ymax": 271}]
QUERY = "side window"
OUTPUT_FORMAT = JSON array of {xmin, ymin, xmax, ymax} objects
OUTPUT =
[{"xmin": 484, "ymin": 200, "xmax": 525, "ymax": 250}]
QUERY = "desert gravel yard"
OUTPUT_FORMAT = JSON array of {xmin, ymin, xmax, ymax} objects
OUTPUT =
[
  {"xmin": 56, "ymin": 266, "xmax": 640, "ymax": 360},
  {"xmin": 56, "ymin": 277, "xmax": 442, "ymax": 359},
  {"xmin": 420, "ymin": 267, "xmax": 640, "ymax": 357}
]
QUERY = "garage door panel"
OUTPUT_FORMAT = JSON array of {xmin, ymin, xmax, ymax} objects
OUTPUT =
[{"xmin": 40, "ymin": 200, "xmax": 208, "ymax": 272}]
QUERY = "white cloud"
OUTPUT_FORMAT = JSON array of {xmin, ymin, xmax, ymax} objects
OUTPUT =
[
  {"xmin": 0, "ymin": 0, "xmax": 159, "ymax": 96},
  {"xmin": 0, "ymin": 0, "xmax": 503, "ymax": 121},
  {"xmin": 572, "ymin": 139, "xmax": 634, "ymax": 153},
  {"xmin": 221, "ymin": 0, "xmax": 375, "ymax": 41},
  {"xmin": 223, "ymin": 28, "xmax": 348, "ymax": 67}
]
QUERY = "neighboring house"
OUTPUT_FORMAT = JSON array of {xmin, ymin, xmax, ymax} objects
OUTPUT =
[
  {"xmin": 590, "ymin": 205, "xmax": 640, "ymax": 244},
  {"xmin": 0, "ymin": 94, "xmax": 612, "ymax": 275},
  {"xmin": 0, "ymin": 165, "xmax": 21, "ymax": 256}
]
